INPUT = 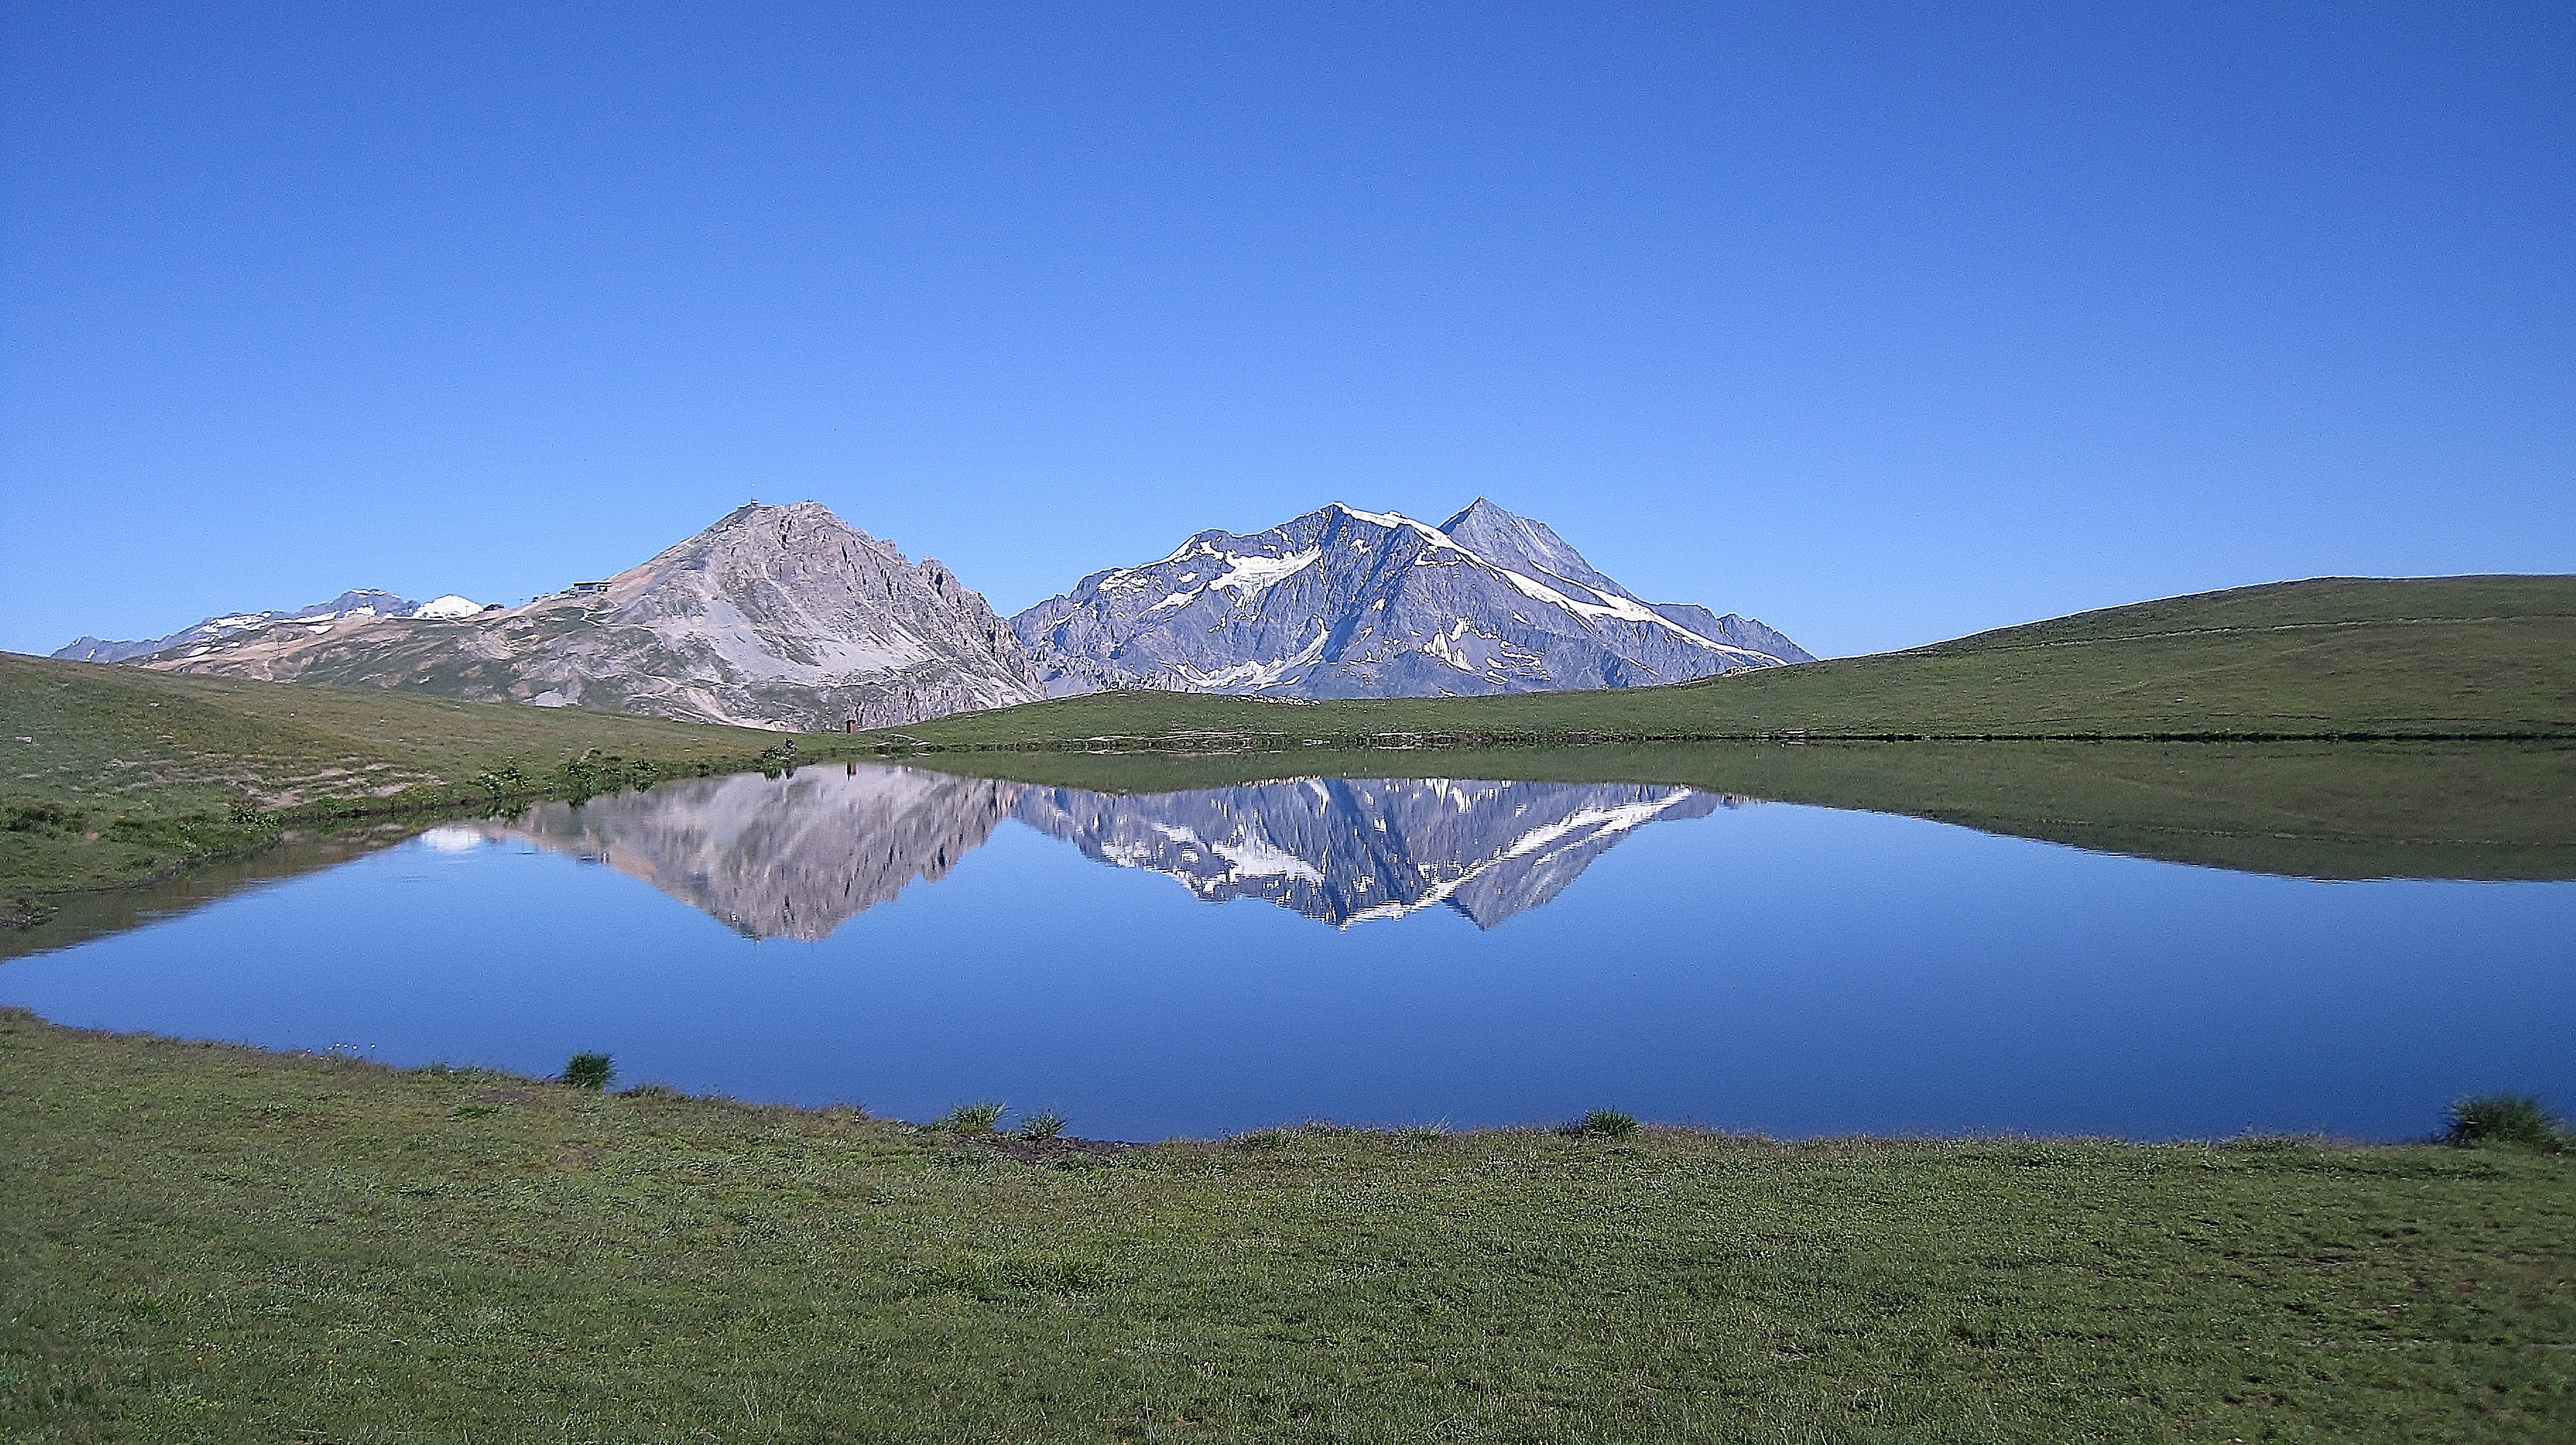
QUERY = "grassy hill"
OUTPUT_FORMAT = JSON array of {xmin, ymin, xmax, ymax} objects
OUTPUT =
[
  {"xmin": 859, "ymin": 576, "xmax": 2576, "ymax": 751},
  {"xmin": 0, "ymin": 653, "xmax": 859, "ymax": 910},
  {"xmin": 3, "ymin": 1010, "xmax": 2569, "ymax": 1441}
]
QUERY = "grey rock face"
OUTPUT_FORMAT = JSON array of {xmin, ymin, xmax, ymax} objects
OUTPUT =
[
  {"xmin": 1011, "ymin": 499, "xmax": 1812, "ymax": 698},
  {"xmin": 54, "ymin": 590, "xmax": 424, "ymax": 663},
  {"xmin": 127, "ymin": 502, "xmax": 1045, "ymax": 732},
  {"xmin": 1014, "ymin": 776, "xmax": 1729, "ymax": 928},
  {"xmin": 487, "ymin": 764, "xmax": 1024, "ymax": 941}
]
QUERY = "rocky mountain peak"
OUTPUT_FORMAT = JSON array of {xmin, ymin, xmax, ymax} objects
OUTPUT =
[
  {"xmin": 1012, "ymin": 499, "xmax": 1811, "ymax": 699},
  {"xmin": 126, "ymin": 500, "xmax": 1044, "ymax": 732}
]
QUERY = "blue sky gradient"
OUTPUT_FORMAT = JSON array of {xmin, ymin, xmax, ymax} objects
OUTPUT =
[{"xmin": 4, "ymin": 3, "xmax": 2570, "ymax": 658}]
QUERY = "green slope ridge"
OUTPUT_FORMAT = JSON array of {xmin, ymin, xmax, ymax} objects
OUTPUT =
[
  {"xmin": 0, "ymin": 653, "xmax": 860, "ymax": 908},
  {"xmin": 863, "ymin": 576, "xmax": 2576, "ymax": 750},
  {"xmin": 3, "ymin": 1011, "xmax": 2570, "ymax": 1441}
]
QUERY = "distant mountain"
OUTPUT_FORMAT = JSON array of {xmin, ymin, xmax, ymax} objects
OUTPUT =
[
  {"xmin": 1013, "ymin": 775, "xmax": 1731, "ymax": 928},
  {"xmin": 51, "ymin": 589, "xmax": 471, "ymax": 664},
  {"xmin": 1011, "ymin": 499, "xmax": 1811, "ymax": 699},
  {"xmin": 121, "ymin": 502, "xmax": 1044, "ymax": 732}
]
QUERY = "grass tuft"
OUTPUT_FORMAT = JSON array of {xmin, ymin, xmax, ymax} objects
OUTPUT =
[
  {"xmin": 561, "ymin": 1052, "xmax": 614, "ymax": 1091},
  {"xmin": 1570, "ymin": 1109, "xmax": 1640, "ymax": 1139},
  {"xmin": 2443, "ymin": 1093, "xmax": 2568, "ymax": 1151},
  {"xmin": 934, "ymin": 1100, "xmax": 1006, "ymax": 1134},
  {"xmin": 1018, "ymin": 1110, "xmax": 1067, "ymax": 1141}
]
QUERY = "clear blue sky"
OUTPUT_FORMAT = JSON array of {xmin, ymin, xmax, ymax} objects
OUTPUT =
[{"xmin": 4, "ymin": 4, "xmax": 2570, "ymax": 660}]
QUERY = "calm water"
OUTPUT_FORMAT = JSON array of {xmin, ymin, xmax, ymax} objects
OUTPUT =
[{"xmin": 4, "ymin": 764, "xmax": 2570, "ymax": 1141}]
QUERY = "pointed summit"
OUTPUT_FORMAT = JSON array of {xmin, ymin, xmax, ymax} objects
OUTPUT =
[
  {"xmin": 1435, "ymin": 499, "xmax": 1618, "ymax": 594},
  {"xmin": 129, "ymin": 500, "xmax": 1044, "ymax": 731},
  {"xmin": 1011, "ymin": 501, "xmax": 1809, "ymax": 698}
]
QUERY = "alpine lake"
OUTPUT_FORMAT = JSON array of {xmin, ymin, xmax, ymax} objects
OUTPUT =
[{"xmin": 6, "ymin": 742, "xmax": 2571, "ymax": 1144}]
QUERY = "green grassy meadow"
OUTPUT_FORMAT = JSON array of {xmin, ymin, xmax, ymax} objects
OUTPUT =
[
  {"xmin": 863, "ymin": 576, "xmax": 2576, "ymax": 751},
  {"xmin": 3, "ymin": 1010, "xmax": 2570, "ymax": 1442}
]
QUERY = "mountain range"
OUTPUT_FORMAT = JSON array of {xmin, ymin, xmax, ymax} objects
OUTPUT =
[
  {"xmin": 53, "ymin": 589, "xmax": 487, "ymax": 664},
  {"xmin": 51, "ymin": 497, "xmax": 1806, "ymax": 730},
  {"xmin": 86, "ymin": 502, "xmax": 1044, "ymax": 732}
]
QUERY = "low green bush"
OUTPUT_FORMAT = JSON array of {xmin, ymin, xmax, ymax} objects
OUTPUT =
[
  {"xmin": 2444, "ymin": 1094, "xmax": 2567, "ymax": 1150},
  {"xmin": 1, "ymin": 802, "xmax": 85, "ymax": 833},
  {"xmin": 561, "ymin": 1052, "xmax": 615, "ymax": 1091}
]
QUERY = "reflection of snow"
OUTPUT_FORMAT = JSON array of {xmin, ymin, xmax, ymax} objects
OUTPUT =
[
  {"xmin": 419, "ymin": 825, "xmax": 483, "ymax": 852},
  {"xmin": 1213, "ymin": 834, "xmax": 1324, "ymax": 883}
]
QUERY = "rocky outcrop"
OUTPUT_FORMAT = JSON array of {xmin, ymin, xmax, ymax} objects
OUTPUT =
[
  {"xmin": 128, "ymin": 502, "xmax": 1044, "ymax": 732},
  {"xmin": 1011, "ymin": 499, "xmax": 1811, "ymax": 699}
]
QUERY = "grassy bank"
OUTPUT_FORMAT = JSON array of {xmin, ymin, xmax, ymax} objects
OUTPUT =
[
  {"xmin": 944, "ymin": 739, "xmax": 2576, "ymax": 881},
  {"xmin": 861, "ymin": 576, "xmax": 2576, "ymax": 752},
  {"xmin": 0, "ymin": 653, "xmax": 865, "ymax": 911},
  {"xmin": 1, "ymin": 1010, "xmax": 2569, "ymax": 1441}
]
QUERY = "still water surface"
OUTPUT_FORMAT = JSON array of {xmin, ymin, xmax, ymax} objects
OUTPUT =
[{"xmin": 4, "ymin": 764, "xmax": 2569, "ymax": 1141}]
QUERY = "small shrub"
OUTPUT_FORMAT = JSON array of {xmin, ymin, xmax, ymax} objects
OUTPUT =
[
  {"xmin": 1232, "ymin": 1129, "xmax": 1292, "ymax": 1151},
  {"xmin": 561, "ymin": 1052, "xmax": 615, "ymax": 1090},
  {"xmin": 936, "ymin": 1101, "xmax": 1005, "ymax": 1134},
  {"xmin": 1018, "ymin": 1110, "xmax": 1067, "ymax": 1141},
  {"xmin": 1, "ymin": 802, "xmax": 83, "ymax": 834},
  {"xmin": 2444, "ymin": 1094, "xmax": 2567, "ymax": 1150},
  {"xmin": 1571, "ymin": 1109, "xmax": 1639, "ymax": 1139}
]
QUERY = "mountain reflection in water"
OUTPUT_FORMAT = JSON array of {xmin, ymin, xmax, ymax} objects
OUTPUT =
[
  {"xmin": 482, "ymin": 763, "xmax": 1729, "ymax": 938},
  {"xmin": 492, "ymin": 767, "xmax": 1022, "ymax": 941}
]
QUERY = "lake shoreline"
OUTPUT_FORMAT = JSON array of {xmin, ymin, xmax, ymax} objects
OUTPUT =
[
  {"xmin": 0, "ymin": 1004, "xmax": 2464, "ymax": 1149},
  {"xmin": 5, "ymin": 1002, "xmax": 2569, "ymax": 1439}
]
